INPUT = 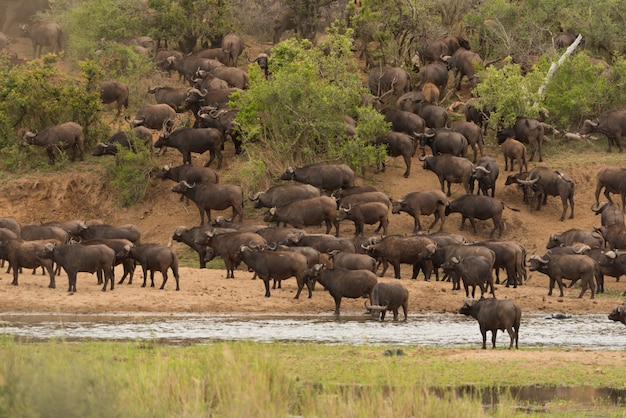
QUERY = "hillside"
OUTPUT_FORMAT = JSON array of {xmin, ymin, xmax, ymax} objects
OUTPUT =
[{"xmin": 1, "ymin": 35, "xmax": 625, "ymax": 317}]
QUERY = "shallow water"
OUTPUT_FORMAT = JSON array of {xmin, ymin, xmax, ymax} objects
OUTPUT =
[{"xmin": 1, "ymin": 312, "xmax": 625, "ymax": 349}]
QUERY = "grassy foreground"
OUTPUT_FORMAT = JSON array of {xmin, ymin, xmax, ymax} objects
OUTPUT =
[{"xmin": 1, "ymin": 338, "xmax": 625, "ymax": 417}]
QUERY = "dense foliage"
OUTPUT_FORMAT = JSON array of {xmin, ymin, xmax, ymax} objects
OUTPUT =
[{"xmin": 233, "ymin": 30, "xmax": 388, "ymax": 184}]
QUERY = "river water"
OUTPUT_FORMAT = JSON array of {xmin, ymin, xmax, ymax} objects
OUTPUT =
[{"xmin": 1, "ymin": 312, "xmax": 625, "ymax": 349}]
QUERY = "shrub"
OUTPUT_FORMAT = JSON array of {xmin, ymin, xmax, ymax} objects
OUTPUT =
[{"xmin": 103, "ymin": 145, "xmax": 156, "ymax": 207}]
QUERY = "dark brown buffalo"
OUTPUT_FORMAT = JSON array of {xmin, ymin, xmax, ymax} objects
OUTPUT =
[
  {"xmin": 470, "ymin": 156, "xmax": 499, "ymax": 198},
  {"xmin": 445, "ymin": 194, "xmax": 519, "ymax": 238},
  {"xmin": 335, "ymin": 202, "xmax": 389, "ymax": 237},
  {"xmin": 249, "ymin": 184, "xmax": 320, "ymax": 210},
  {"xmin": 391, "ymin": 190, "xmax": 448, "ymax": 233},
  {"xmin": 156, "ymin": 164, "xmax": 219, "ymax": 186},
  {"xmin": 421, "ymin": 154, "xmax": 473, "ymax": 196},
  {"xmin": 78, "ymin": 238, "xmax": 136, "ymax": 285},
  {"xmin": 430, "ymin": 243, "xmax": 496, "ymax": 287},
  {"xmin": 305, "ymin": 264, "xmax": 378, "ymax": 315},
  {"xmin": 518, "ymin": 166, "xmax": 575, "ymax": 221},
  {"xmin": 418, "ymin": 128, "xmax": 468, "ymax": 158},
  {"xmin": 361, "ymin": 235, "xmax": 437, "ymax": 279},
  {"xmin": 37, "ymin": 242, "xmax": 116, "ymax": 292},
  {"xmin": 154, "ymin": 126, "xmax": 224, "ymax": 168},
  {"xmin": 593, "ymin": 224, "xmax": 626, "ymax": 250},
  {"xmin": 199, "ymin": 230, "xmax": 266, "ymax": 278},
  {"xmin": 92, "ymin": 127, "xmax": 153, "ymax": 156},
  {"xmin": 594, "ymin": 166, "xmax": 626, "ymax": 208},
  {"xmin": 367, "ymin": 66, "xmax": 411, "ymax": 97},
  {"xmin": 1, "ymin": 239, "xmax": 58, "ymax": 287},
  {"xmin": 581, "ymin": 110, "xmax": 626, "ymax": 153},
  {"xmin": 450, "ymin": 120, "xmax": 484, "ymax": 163},
  {"xmin": 171, "ymin": 181, "xmax": 243, "ymax": 225},
  {"xmin": 365, "ymin": 281, "xmax": 409, "ymax": 321},
  {"xmin": 99, "ymin": 81, "xmax": 129, "ymax": 116},
  {"xmin": 239, "ymin": 244, "xmax": 310, "ymax": 298},
  {"xmin": 221, "ymin": 33, "xmax": 243, "ymax": 67},
  {"xmin": 608, "ymin": 304, "xmax": 626, "ymax": 325},
  {"xmin": 442, "ymin": 47, "xmax": 482, "ymax": 90},
  {"xmin": 283, "ymin": 233, "xmax": 356, "ymax": 254},
  {"xmin": 546, "ymin": 229, "xmax": 604, "ymax": 249},
  {"xmin": 263, "ymin": 196, "xmax": 337, "ymax": 234},
  {"xmin": 380, "ymin": 107, "xmax": 426, "ymax": 138},
  {"xmin": 23, "ymin": 122, "xmax": 85, "ymax": 164},
  {"xmin": 442, "ymin": 255, "xmax": 495, "ymax": 298},
  {"xmin": 464, "ymin": 98, "xmax": 491, "ymax": 135},
  {"xmin": 528, "ymin": 253, "xmax": 596, "ymax": 298},
  {"xmin": 125, "ymin": 103, "xmax": 176, "ymax": 130},
  {"xmin": 497, "ymin": 117, "xmax": 545, "ymax": 162},
  {"xmin": 74, "ymin": 223, "xmax": 140, "ymax": 245},
  {"xmin": 459, "ymin": 298, "xmax": 521, "ymax": 349},
  {"xmin": 328, "ymin": 251, "xmax": 376, "ymax": 273},
  {"xmin": 172, "ymin": 225, "xmax": 215, "ymax": 268},
  {"xmin": 121, "ymin": 244, "xmax": 179, "ymax": 290},
  {"xmin": 374, "ymin": 131, "xmax": 418, "ymax": 178},
  {"xmin": 472, "ymin": 240, "xmax": 527, "ymax": 288},
  {"xmin": 418, "ymin": 61, "xmax": 449, "ymax": 98},
  {"xmin": 280, "ymin": 163, "xmax": 355, "ymax": 191},
  {"xmin": 591, "ymin": 202, "xmax": 625, "ymax": 227}
]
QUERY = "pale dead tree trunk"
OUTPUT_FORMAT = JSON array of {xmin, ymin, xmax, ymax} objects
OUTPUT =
[{"xmin": 538, "ymin": 34, "xmax": 583, "ymax": 98}]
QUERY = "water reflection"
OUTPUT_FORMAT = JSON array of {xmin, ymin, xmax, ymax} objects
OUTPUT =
[{"xmin": 1, "ymin": 312, "xmax": 625, "ymax": 349}]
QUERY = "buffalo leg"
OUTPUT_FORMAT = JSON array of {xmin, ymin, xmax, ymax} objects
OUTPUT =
[
  {"xmin": 262, "ymin": 277, "xmax": 271, "ymax": 297},
  {"xmin": 480, "ymin": 326, "xmax": 488, "ymax": 349},
  {"xmin": 491, "ymin": 329, "xmax": 498, "ymax": 349},
  {"xmin": 159, "ymin": 271, "xmax": 168, "ymax": 290}
]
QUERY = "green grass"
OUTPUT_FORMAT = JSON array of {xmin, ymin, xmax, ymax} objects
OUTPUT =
[{"xmin": 1, "ymin": 338, "xmax": 625, "ymax": 417}]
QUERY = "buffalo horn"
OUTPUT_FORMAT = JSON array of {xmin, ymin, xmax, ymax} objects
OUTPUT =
[
  {"xmin": 606, "ymin": 250, "xmax": 617, "ymax": 259},
  {"xmin": 182, "ymin": 180, "xmax": 195, "ymax": 188},
  {"xmin": 248, "ymin": 191, "xmax": 262, "ymax": 201},
  {"xmin": 517, "ymin": 177, "xmax": 539, "ymax": 185},
  {"xmin": 418, "ymin": 153, "xmax": 428, "ymax": 161},
  {"xmin": 267, "ymin": 242, "xmax": 277, "ymax": 250},
  {"xmin": 450, "ymin": 256, "xmax": 460, "ymax": 264},
  {"xmin": 173, "ymin": 226, "xmax": 187, "ymax": 236},
  {"xmin": 269, "ymin": 207, "xmax": 276, "ymax": 215},
  {"xmin": 572, "ymin": 244, "xmax": 591, "ymax": 254},
  {"xmin": 475, "ymin": 166, "xmax": 491, "ymax": 174},
  {"xmin": 583, "ymin": 119, "xmax": 598, "ymax": 128}
]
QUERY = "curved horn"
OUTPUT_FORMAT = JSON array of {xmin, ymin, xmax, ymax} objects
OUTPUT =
[
  {"xmin": 182, "ymin": 181, "xmax": 195, "ymax": 188},
  {"xmin": 248, "ymin": 191, "xmax": 262, "ymax": 201},
  {"xmin": 583, "ymin": 119, "xmax": 598, "ymax": 128},
  {"xmin": 475, "ymin": 166, "xmax": 491, "ymax": 174},
  {"xmin": 518, "ymin": 177, "xmax": 539, "ymax": 185},
  {"xmin": 418, "ymin": 154, "xmax": 429, "ymax": 161},
  {"xmin": 267, "ymin": 242, "xmax": 277, "ymax": 250}
]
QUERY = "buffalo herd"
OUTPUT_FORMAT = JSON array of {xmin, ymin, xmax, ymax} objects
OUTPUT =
[{"xmin": 5, "ymin": 24, "xmax": 626, "ymax": 350}]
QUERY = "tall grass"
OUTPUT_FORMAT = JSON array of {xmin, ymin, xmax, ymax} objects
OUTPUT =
[{"xmin": 1, "ymin": 338, "xmax": 624, "ymax": 417}]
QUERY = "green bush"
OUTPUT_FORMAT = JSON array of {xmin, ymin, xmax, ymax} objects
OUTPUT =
[
  {"xmin": 103, "ymin": 144, "xmax": 156, "ymax": 207},
  {"xmin": 233, "ymin": 30, "xmax": 388, "ymax": 180}
]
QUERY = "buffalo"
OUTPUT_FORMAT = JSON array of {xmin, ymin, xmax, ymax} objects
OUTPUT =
[
  {"xmin": 365, "ymin": 281, "xmax": 409, "ymax": 321},
  {"xmin": 1, "ymin": 239, "xmax": 58, "ymax": 288},
  {"xmin": 172, "ymin": 225, "xmax": 215, "ymax": 268},
  {"xmin": 361, "ymin": 235, "xmax": 437, "ymax": 279},
  {"xmin": 305, "ymin": 264, "xmax": 378, "ymax": 315},
  {"xmin": 442, "ymin": 256, "xmax": 495, "ymax": 298},
  {"xmin": 19, "ymin": 22, "xmax": 62, "ymax": 58},
  {"xmin": 445, "ymin": 194, "xmax": 520, "ymax": 238},
  {"xmin": 171, "ymin": 181, "xmax": 244, "ymax": 225},
  {"xmin": 581, "ymin": 109, "xmax": 626, "ymax": 153},
  {"xmin": 528, "ymin": 253, "xmax": 597, "ymax": 298},
  {"xmin": 608, "ymin": 304, "xmax": 626, "ymax": 325},
  {"xmin": 280, "ymin": 163, "xmax": 355, "ymax": 191},
  {"xmin": 335, "ymin": 202, "xmax": 389, "ymax": 237},
  {"xmin": 263, "ymin": 196, "xmax": 337, "ymax": 234},
  {"xmin": 126, "ymin": 104, "xmax": 176, "ymax": 130},
  {"xmin": 23, "ymin": 122, "xmax": 85, "ymax": 164},
  {"xmin": 459, "ymin": 298, "xmax": 521, "ymax": 349},
  {"xmin": 239, "ymin": 244, "xmax": 310, "ymax": 298},
  {"xmin": 221, "ymin": 33, "xmax": 243, "ymax": 67},
  {"xmin": 497, "ymin": 118, "xmax": 545, "ymax": 162},
  {"xmin": 421, "ymin": 154, "xmax": 474, "ymax": 196},
  {"xmin": 450, "ymin": 120, "xmax": 484, "ymax": 163},
  {"xmin": 591, "ymin": 202, "xmax": 625, "ymax": 227},
  {"xmin": 37, "ymin": 242, "xmax": 116, "ymax": 292},
  {"xmin": 594, "ymin": 166, "xmax": 626, "ymax": 208},
  {"xmin": 199, "ymin": 231, "xmax": 267, "ymax": 279},
  {"xmin": 500, "ymin": 137, "xmax": 528, "ymax": 173},
  {"xmin": 546, "ymin": 229, "xmax": 604, "ymax": 249},
  {"xmin": 92, "ymin": 127, "xmax": 153, "ymax": 156},
  {"xmin": 122, "ymin": 244, "xmax": 179, "ymax": 290},
  {"xmin": 367, "ymin": 66, "xmax": 411, "ymax": 98},
  {"xmin": 518, "ymin": 166, "xmax": 575, "ymax": 221},
  {"xmin": 154, "ymin": 125, "xmax": 224, "ymax": 168},
  {"xmin": 99, "ymin": 81, "xmax": 129, "ymax": 116},
  {"xmin": 390, "ymin": 190, "xmax": 448, "ymax": 233},
  {"xmin": 248, "ymin": 184, "xmax": 320, "ymax": 210},
  {"xmin": 418, "ymin": 129, "xmax": 468, "ymax": 158},
  {"xmin": 471, "ymin": 156, "xmax": 499, "ymax": 198},
  {"xmin": 374, "ymin": 131, "xmax": 418, "ymax": 178}
]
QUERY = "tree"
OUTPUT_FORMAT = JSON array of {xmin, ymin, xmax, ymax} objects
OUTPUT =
[{"xmin": 233, "ymin": 29, "xmax": 387, "ymax": 183}]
